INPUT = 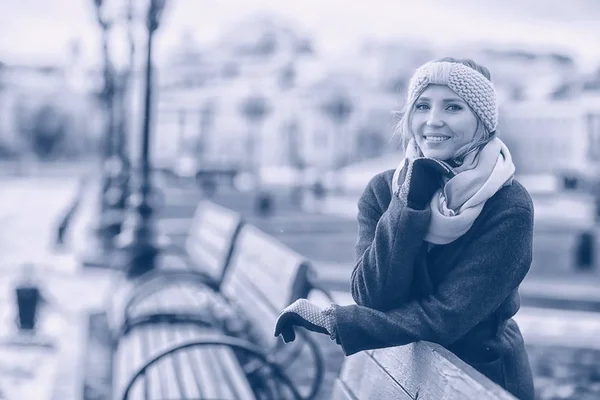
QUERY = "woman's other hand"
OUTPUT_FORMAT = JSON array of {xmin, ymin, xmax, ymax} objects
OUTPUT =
[{"xmin": 273, "ymin": 299, "xmax": 337, "ymax": 343}]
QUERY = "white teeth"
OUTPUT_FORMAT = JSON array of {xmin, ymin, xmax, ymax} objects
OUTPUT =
[{"xmin": 425, "ymin": 136, "xmax": 450, "ymax": 142}]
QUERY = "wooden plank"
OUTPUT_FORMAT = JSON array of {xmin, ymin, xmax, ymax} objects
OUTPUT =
[
  {"xmin": 204, "ymin": 344, "xmax": 237, "ymax": 399},
  {"xmin": 129, "ymin": 326, "xmax": 147, "ymax": 400},
  {"xmin": 200, "ymin": 201, "xmax": 241, "ymax": 232},
  {"xmin": 166, "ymin": 326, "xmax": 203, "ymax": 400},
  {"xmin": 182, "ymin": 201, "xmax": 241, "ymax": 278},
  {"xmin": 330, "ymin": 379, "xmax": 358, "ymax": 400},
  {"xmin": 112, "ymin": 331, "xmax": 130, "ymax": 397},
  {"xmin": 370, "ymin": 343, "xmax": 516, "ymax": 400},
  {"xmin": 150, "ymin": 325, "xmax": 173, "ymax": 399},
  {"xmin": 212, "ymin": 347, "xmax": 256, "ymax": 400},
  {"xmin": 186, "ymin": 240, "xmax": 221, "ymax": 275},
  {"xmin": 223, "ymin": 272, "xmax": 280, "ymax": 346},
  {"xmin": 178, "ymin": 327, "xmax": 213, "ymax": 399},
  {"xmin": 338, "ymin": 351, "xmax": 412, "ymax": 400},
  {"xmin": 142, "ymin": 326, "xmax": 167, "ymax": 399},
  {"xmin": 157, "ymin": 325, "xmax": 185, "ymax": 398},
  {"xmin": 175, "ymin": 323, "xmax": 256, "ymax": 399},
  {"xmin": 197, "ymin": 225, "xmax": 230, "ymax": 252},
  {"xmin": 114, "ymin": 316, "xmax": 150, "ymax": 399},
  {"xmin": 222, "ymin": 224, "xmax": 308, "ymax": 312}
]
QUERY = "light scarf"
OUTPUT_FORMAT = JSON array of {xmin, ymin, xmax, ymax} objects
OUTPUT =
[{"xmin": 392, "ymin": 137, "xmax": 515, "ymax": 245}]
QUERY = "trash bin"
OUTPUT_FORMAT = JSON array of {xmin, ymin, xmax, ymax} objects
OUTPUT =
[{"xmin": 575, "ymin": 231, "xmax": 595, "ymax": 271}]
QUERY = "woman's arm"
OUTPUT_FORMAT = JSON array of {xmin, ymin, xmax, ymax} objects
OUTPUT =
[
  {"xmin": 350, "ymin": 175, "xmax": 431, "ymax": 310},
  {"xmin": 341, "ymin": 205, "xmax": 533, "ymax": 356}
]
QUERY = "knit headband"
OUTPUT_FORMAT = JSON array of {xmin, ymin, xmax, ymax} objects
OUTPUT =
[{"xmin": 406, "ymin": 61, "xmax": 498, "ymax": 133}]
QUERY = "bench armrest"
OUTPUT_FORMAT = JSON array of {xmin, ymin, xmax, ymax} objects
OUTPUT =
[
  {"xmin": 120, "ymin": 312, "xmax": 214, "ymax": 336},
  {"xmin": 109, "ymin": 270, "xmax": 220, "ymax": 340},
  {"xmin": 120, "ymin": 334, "xmax": 304, "ymax": 400}
]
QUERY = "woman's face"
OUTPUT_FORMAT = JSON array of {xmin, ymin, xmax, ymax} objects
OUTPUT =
[{"xmin": 410, "ymin": 84, "xmax": 479, "ymax": 161}]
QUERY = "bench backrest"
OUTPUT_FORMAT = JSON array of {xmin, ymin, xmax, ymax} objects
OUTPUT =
[
  {"xmin": 332, "ymin": 342, "xmax": 516, "ymax": 400},
  {"xmin": 220, "ymin": 224, "xmax": 312, "ymax": 348},
  {"xmin": 184, "ymin": 200, "xmax": 243, "ymax": 283}
]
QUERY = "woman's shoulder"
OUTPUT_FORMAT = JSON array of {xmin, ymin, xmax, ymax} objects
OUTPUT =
[
  {"xmin": 486, "ymin": 179, "xmax": 535, "ymax": 215},
  {"xmin": 358, "ymin": 169, "xmax": 396, "ymax": 210},
  {"xmin": 366, "ymin": 169, "xmax": 395, "ymax": 192}
]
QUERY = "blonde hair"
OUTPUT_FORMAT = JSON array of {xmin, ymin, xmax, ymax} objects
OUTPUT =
[{"xmin": 393, "ymin": 57, "xmax": 496, "ymax": 165}]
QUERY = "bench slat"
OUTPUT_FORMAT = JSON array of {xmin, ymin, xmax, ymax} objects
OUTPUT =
[
  {"xmin": 214, "ymin": 347, "xmax": 256, "ymax": 400},
  {"xmin": 118, "ymin": 323, "xmax": 257, "ymax": 400},
  {"xmin": 157, "ymin": 325, "xmax": 186, "ymax": 399},
  {"xmin": 224, "ymin": 271, "xmax": 280, "ymax": 347},
  {"xmin": 331, "ymin": 379, "xmax": 358, "ymax": 400},
  {"xmin": 129, "ymin": 328, "xmax": 146, "ymax": 400},
  {"xmin": 143, "ymin": 326, "xmax": 168, "ymax": 399},
  {"xmin": 158, "ymin": 288, "xmax": 256, "ymax": 400},
  {"xmin": 164, "ymin": 327, "xmax": 203, "ymax": 399},
  {"xmin": 179, "ymin": 327, "xmax": 219, "ymax": 399},
  {"xmin": 114, "ymin": 298, "xmax": 160, "ymax": 400},
  {"xmin": 182, "ymin": 200, "xmax": 242, "ymax": 279},
  {"xmin": 371, "ymin": 344, "xmax": 516, "ymax": 399},
  {"xmin": 338, "ymin": 351, "xmax": 412, "ymax": 399},
  {"xmin": 183, "ymin": 324, "xmax": 255, "ymax": 399},
  {"xmin": 186, "ymin": 241, "xmax": 222, "ymax": 275},
  {"xmin": 221, "ymin": 224, "xmax": 309, "ymax": 316}
]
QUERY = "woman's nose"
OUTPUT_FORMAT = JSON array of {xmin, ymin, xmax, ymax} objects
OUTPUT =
[{"xmin": 425, "ymin": 108, "xmax": 444, "ymax": 127}]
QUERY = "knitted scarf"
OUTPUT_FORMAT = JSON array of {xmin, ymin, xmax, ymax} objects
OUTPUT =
[{"xmin": 392, "ymin": 137, "xmax": 515, "ymax": 245}]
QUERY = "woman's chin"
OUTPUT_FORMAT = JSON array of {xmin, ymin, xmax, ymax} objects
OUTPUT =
[{"xmin": 420, "ymin": 148, "xmax": 452, "ymax": 161}]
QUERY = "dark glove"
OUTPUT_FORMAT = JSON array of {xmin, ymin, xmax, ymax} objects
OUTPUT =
[
  {"xmin": 273, "ymin": 299, "xmax": 337, "ymax": 343},
  {"xmin": 396, "ymin": 157, "xmax": 455, "ymax": 210}
]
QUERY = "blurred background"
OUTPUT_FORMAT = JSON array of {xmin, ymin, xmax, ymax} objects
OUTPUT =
[{"xmin": 1, "ymin": 0, "xmax": 600, "ymax": 399}]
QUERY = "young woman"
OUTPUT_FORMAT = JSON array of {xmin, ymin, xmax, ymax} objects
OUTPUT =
[{"xmin": 274, "ymin": 57, "xmax": 535, "ymax": 399}]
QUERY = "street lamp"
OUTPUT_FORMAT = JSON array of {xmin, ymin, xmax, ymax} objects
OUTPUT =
[
  {"xmin": 114, "ymin": 0, "xmax": 168, "ymax": 278},
  {"xmin": 103, "ymin": 0, "xmax": 136, "ymax": 231},
  {"xmin": 82, "ymin": 0, "xmax": 135, "ymax": 267},
  {"xmin": 92, "ymin": 0, "xmax": 119, "ymax": 241}
]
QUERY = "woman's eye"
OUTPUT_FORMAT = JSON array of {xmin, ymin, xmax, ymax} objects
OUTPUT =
[
  {"xmin": 415, "ymin": 103, "xmax": 429, "ymax": 111},
  {"xmin": 447, "ymin": 104, "xmax": 463, "ymax": 112}
]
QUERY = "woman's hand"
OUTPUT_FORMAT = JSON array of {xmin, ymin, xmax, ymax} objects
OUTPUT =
[
  {"xmin": 396, "ymin": 157, "xmax": 455, "ymax": 210},
  {"xmin": 273, "ymin": 299, "xmax": 337, "ymax": 343}
]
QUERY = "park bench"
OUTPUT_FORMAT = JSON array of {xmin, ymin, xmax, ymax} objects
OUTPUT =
[
  {"xmin": 307, "ymin": 291, "xmax": 517, "ymax": 400},
  {"xmin": 331, "ymin": 343, "xmax": 516, "ymax": 400},
  {"xmin": 106, "ymin": 199, "xmax": 244, "ymax": 335},
  {"xmin": 109, "ymin": 223, "xmax": 325, "ymax": 400}
]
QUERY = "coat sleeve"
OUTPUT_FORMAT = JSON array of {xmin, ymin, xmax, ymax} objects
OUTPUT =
[
  {"xmin": 351, "ymin": 176, "xmax": 431, "ymax": 310},
  {"xmin": 338, "ymin": 206, "xmax": 534, "ymax": 356}
]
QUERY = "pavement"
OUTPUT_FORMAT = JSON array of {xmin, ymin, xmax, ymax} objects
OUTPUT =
[{"xmin": 0, "ymin": 175, "xmax": 115, "ymax": 400}]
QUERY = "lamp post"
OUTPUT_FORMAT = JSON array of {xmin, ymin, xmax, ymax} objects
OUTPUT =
[
  {"xmin": 104, "ymin": 0, "xmax": 135, "ymax": 224},
  {"xmin": 91, "ymin": 0, "xmax": 119, "ymax": 245},
  {"xmin": 114, "ymin": 0, "xmax": 168, "ymax": 278},
  {"xmin": 83, "ymin": 0, "xmax": 135, "ymax": 267}
]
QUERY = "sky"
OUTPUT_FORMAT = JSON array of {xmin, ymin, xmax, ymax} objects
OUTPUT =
[{"xmin": 1, "ymin": 0, "xmax": 600, "ymax": 71}]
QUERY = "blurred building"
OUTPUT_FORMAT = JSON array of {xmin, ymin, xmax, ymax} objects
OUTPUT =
[
  {"xmin": 154, "ymin": 13, "xmax": 319, "ymax": 172},
  {"xmin": 499, "ymin": 99, "xmax": 600, "ymax": 185},
  {"xmin": 0, "ymin": 48, "xmax": 101, "ymax": 159}
]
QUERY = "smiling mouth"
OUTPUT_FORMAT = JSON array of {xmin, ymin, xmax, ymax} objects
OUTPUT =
[{"xmin": 423, "ymin": 135, "xmax": 451, "ymax": 142}]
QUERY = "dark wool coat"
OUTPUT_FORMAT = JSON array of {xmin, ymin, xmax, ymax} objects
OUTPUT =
[{"xmin": 332, "ymin": 169, "xmax": 535, "ymax": 400}]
